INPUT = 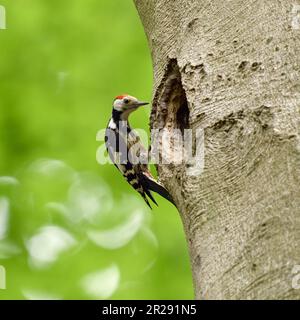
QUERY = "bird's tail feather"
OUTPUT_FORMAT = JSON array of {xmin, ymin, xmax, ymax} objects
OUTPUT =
[
  {"xmin": 141, "ymin": 192, "xmax": 152, "ymax": 209},
  {"xmin": 145, "ymin": 189, "xmax": 158, "ymax": 207},
  {"xmin": 143, "ymin": 177, "xmax": 176, "ymax": 207}
]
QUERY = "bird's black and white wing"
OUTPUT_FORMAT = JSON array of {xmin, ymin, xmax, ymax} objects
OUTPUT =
[
  {"xmin": 105, "ymin": 121, "xmax": 175, "ymax": 208},
  {"xmin": 105, "ymin": 124, "xmax": 154, "ymax": 208}
]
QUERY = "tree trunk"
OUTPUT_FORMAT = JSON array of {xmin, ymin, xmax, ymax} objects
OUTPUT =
[{"xmin": 134, "ymin": 0, "xmax": 300, "ymax": 299}]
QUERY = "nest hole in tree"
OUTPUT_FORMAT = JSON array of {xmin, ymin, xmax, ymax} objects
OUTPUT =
[{"xmin": 159, "ymin": 59, "xmax": 190, "ymax": 134}]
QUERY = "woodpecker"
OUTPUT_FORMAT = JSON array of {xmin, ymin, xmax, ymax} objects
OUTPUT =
[{"xmin": 105, "ymin": 94, "xmax": 175, "ymax": 209}]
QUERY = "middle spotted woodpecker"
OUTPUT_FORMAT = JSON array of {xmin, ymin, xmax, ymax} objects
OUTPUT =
[{"xmin": 105, "ymin": 94, "xmax": 175, "ymax": 209}]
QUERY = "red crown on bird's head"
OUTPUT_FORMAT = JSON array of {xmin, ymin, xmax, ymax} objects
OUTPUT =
[{"xmin": 114, "ymin": 94, "xmax": 128, "ymax": 101}]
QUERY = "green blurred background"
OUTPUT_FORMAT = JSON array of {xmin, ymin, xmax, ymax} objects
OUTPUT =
[{"xmin": 0, "ymin": 0, "xmax": 193, "ymax": 299}]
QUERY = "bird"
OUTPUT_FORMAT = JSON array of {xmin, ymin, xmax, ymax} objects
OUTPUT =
[{"xmin": 105, "ymin": 94, "xmax": 176, "ymax": 209}]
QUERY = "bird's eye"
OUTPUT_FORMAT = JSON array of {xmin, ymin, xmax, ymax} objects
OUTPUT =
[{"xmin": 123, "ymin": 98, "xmax": 129, "ymax": 104}]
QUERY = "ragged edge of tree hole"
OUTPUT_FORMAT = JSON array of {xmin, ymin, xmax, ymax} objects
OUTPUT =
[{"xmin": 151, "ymin": 58, "xmax": 190, "ymax": 134}]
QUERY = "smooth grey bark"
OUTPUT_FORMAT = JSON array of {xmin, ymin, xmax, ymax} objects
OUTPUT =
[{"xmin": 134, "ymin": 0, "xmax": 300, "ymax": 299}]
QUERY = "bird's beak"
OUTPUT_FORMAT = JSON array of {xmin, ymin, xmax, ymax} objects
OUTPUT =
[{"xmin": 136, "ymin": 101, "xmax": 149, "ymax": 107}]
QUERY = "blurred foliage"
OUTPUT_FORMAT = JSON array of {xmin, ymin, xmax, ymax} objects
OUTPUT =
[{"xmin": 0, "ymin": 0, "xmax": 193, "ymax": 299}]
